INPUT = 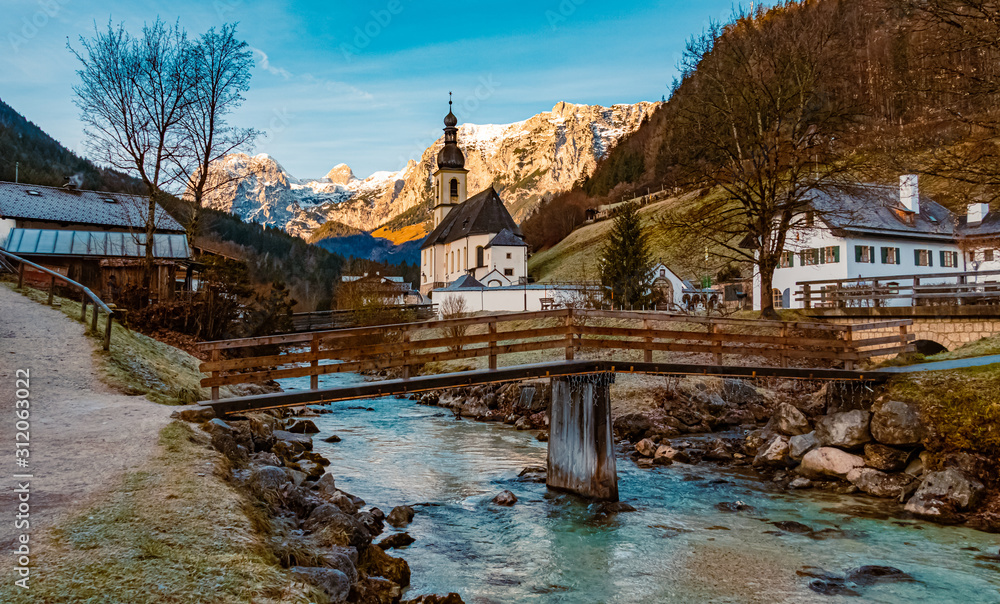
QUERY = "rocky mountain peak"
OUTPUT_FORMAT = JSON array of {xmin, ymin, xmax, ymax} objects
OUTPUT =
[{"xmin": 325, "ymin": 163, "xmax": 355, "ymax": 185}]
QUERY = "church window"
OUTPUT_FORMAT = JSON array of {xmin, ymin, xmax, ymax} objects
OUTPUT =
[
  {"xmin": 450, "ymin": 178, "xmax": 459, "ymax": 200},
  {"xmin": 476, "ymin": 246, "xmax": 484, "ymax": 267}
]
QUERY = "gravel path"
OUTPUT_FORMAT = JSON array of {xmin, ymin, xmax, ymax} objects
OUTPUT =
[{"xmin": 0, "ymin": 286, "xmax": 170, "ymax": 555}]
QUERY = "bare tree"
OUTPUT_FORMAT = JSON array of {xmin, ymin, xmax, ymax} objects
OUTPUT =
[
  {"xmin": 182, "ymin": 24, "xmax": 258, "ymax": 212},
  {"xmin": 71, "ymin": 20, "xmax": 196, "ymax": 291},
  {"xmin": 658, "ymin": 3, "xmax": 863, "ymax": 318}
]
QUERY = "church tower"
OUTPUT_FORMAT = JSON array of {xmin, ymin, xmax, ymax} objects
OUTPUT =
[{"xmin": 432, "ymin": 94, "xmax": 468, "ymax": 228}]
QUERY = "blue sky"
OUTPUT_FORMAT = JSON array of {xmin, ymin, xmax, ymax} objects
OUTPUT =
[{"xmin": 1, "ymin": 0, "xmax": 754, "ymax": 178}]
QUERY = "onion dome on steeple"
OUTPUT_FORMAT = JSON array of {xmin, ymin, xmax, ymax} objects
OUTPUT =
[{"xmin": 437, "ymin": 92, "xmax": 466, "ymax": 170}]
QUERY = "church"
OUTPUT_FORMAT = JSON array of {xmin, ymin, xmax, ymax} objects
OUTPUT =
[{"xmin": 419, "ymin": 101, "xmax": 528, "ymax": 296}]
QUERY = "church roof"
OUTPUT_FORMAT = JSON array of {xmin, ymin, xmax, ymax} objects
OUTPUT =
[
  {"xmin": 421, "ymin": 186, "xmax": 522, "ymax": 249},
  {"xmin": 485, "ymin": 228, "xmax": 527, "ymax": 248}
]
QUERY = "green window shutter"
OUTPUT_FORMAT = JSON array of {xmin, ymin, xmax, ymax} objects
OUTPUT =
[
  {"xmin": 895, "ymin": 248, "xmax": 901, "ymax": 264},
  {"xmin": 881, "ymin": 247, "xmax": 888, "ymax": 263},
  {"xmin": 819, "ymin": 248, "xmax": 826, "ymax": 264},
  {"xmin": 928, "ymin": 251, "xmax": 933, "ymax": 267},
  {"xmin": 855, "ymin": 246, "xmax": 862, "ymax": 262},
  {"xmin": 833, "ymin": 246, "xmax": 840, "ymax": 263},
  {"xmin": 914, "ymin": 249, "xmax": 920, "ymax": 265},
  {"xmin": 869, "ymin": 247, "xmax": 875, "ymax": 263},
  {"xmin": 788, "ymin": 252, "xmax": 794, "ymax": 268},
  {"xmin": 940, "ymin": 251, "xmax": 946, "ymax": 267}
]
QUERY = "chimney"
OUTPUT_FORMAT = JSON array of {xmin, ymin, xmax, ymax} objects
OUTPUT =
[
  {"xmin": 900, "ymin": 174, "xmax": 919, "ymax": 214},
  {"xmin": 968, "ymin": 202, "xmax": 990, "ymax": 225}
]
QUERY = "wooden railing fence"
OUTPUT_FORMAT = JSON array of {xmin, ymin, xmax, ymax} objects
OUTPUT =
[
  {"xmin": 197, "ymin": 309, "xmax": 913, "ymax": 401},
  {"xmin": 797, "ymin": 269, "xmax": 1000, "ymax": 308}
]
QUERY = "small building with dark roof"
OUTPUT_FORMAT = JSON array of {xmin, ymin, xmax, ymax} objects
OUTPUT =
[
  {"xmin": 419, "ymin": 102, "xmax": 528, "ymax": 295},
  {"xmin": 0, "ymin": 180, "xmax": 191, "ymax": 302}
]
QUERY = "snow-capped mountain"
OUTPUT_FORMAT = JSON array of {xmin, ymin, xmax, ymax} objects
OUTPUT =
[{"xmin": 196, "ymin": 101, "xmax": 659, "ymax": 241}]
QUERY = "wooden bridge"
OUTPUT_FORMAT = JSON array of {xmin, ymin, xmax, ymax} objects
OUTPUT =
[{"xmin": 196, "ymin": 309, "xmax": 911, "ymax": 501}]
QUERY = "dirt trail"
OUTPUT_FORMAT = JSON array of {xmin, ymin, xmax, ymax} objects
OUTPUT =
[{"xmin": 0, "ymin": 286, "xmax": 170, "ymax": 554}]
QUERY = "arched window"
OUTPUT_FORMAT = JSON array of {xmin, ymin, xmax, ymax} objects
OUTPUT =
[
  {"xmin": 476, "ymin": 246, "xmax": 484, "ymax": 267},
  {"xmin": 450, "ymin": 178, "xmax": 459, "ymax": 200},
  {"xmin": 450, "ymin": 251, "xmax": 455, "ymax": 273}
]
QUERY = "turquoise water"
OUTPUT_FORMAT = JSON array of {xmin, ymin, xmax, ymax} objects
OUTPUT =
[{"xmin": 280, "ymin": 372, "xmax": 1000, "ymax": 603}]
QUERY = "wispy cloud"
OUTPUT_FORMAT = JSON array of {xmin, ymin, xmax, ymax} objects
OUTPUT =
[{"xmin": 249, "ymin": 46, "xmax": 292, "ymax": 79}]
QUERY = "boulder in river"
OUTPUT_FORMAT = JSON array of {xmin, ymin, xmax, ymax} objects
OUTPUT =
[
  {"xmin": 654, "ymin": 445, "xmax": 691, "ymax": 464},
  {"xmin": 321, "ymin": 550, "xmax": 358, "ymax": 583},
  {"xmin": 635, "ymin": 438, "xmax": 657, "ymax": 458},
  {"xmin": 386, "ymin": 505, "xmax": 416, "ymax": 528},
  {"xmin": 359, "ymin": 543, "xmax": 411, "ymax": 586},
  {"xmin": 753, "ymin": 435, "xmax": 790, "ymax": 468},
  {"xmin": 290, "ymin": 567, "xmax": 351, "ymax": 602},
  {"xmin": 871, "ymin": 400, "xmax": 926, "ymax": 446},
  {"xmin": 273, "ymin": 430, "xmax": 313, "ymax": 452},
  {"xmin": 492, "ymin": 490, "xmax": 518, "ymax": 506},
  {"xmin": 863, "ymin": 443, "xmax": 910, "ymax": 472},
  {"xmin": 847, "ymin": 468, "xmax": 915, "ymax": 498},
  {"xmin": 904, "ymin": 468, "xmax": 985, "ymax": 522},
  {"xmin": 288, "ymin": 419, "xmax": 320, "ymax": 434},
  {"xmin": 815, "ymin": 410, "xmax": 871, "ymax": 449},
  {"xmin": 250, "ymin": 465, "xmax": 289, "ymax": 492},
  {"xmin": 323, "ymin": 434, "xmax": 342, "ymax": 443},
  {"xmin": 378, "ymin": 532, "xmax": 416, "ymax": 550},
  {"xmin": 789, "ymin": 431, "xmax": 820, "ymax": 461},
  {"xmin": 614, "ymin": 413, "xmax": 653, "ymax": 441},
  {"xmin": 798, "ymin": 447, "xmax": 865, "ymax": 479},
  {"xmin": 704, "ymin": 439, "xmax": 734, "ymax": 461},
  {"xmin": 770, "ymin": 403, "xmax": 811, "ymax": 436},
  {"xmin": 403, "ymin": 593, "xmax": 466, "ymax": 604}
]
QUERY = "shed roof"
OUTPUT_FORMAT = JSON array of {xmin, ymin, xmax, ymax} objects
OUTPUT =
[
  {"xmin": 421, "ymin": 186, "xmax": 521, "ymax": 249},
  {"xmin": 485, "ymin": 228, "xmax": 527, "ymax": 248},
  {"xmin": 440, "ymin": 274, "xmax": 484, "ymax": 290},
  {"xmin": 2, "ymin": 228, "xmax": 190, "ymax": 259},
  {"xmin": 0, "ymin": 181, "xmax": 184, "ymax": 232}
]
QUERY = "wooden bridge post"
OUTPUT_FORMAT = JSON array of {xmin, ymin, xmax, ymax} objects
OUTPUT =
[
  {"xmin": 16, "ymin": 263, "xmax": 24, "ymax": 289},
  {"xmin": 210, "ymin": 348, "xmax": 221, "ymax": 401},
  {"xmin": 546, "ymin": 374, "xmax": 618, "ymax": 501},
  {"xmin": 488, "ymin": 319, "xmax": 498, "ymax": 370},
  {"xmin": 310, "ymin": 334, "xmax": 320, "ymax": 390},
  {"xmin": 643, "ymin": 318, "xmax": 653, "ymax": 363},
  {"xmin": 564, "ymin": 309, "xmax": 575, "ymax": 361},
  {"xmin": 48, "ymin": 274, "xmax": 55, "ymax": 305}
]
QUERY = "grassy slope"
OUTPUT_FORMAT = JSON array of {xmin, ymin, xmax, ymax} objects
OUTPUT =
[{"xmin": 528, "ymin": 190, "xmax": 720, "ymax": 283}]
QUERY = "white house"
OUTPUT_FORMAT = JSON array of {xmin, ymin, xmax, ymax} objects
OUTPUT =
[
  {"xmin": 754, "ymin": 175, "xmax": 967, "ymax": 309},
  {"xmin": 420, "ymin": 102, "xmax": 529, "ymax": 297},
  {"xmin": 650, "ymin": 262, "xmax": 687, "ymax": 308}
]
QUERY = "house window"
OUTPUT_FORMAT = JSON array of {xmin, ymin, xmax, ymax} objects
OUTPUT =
[
  {"xmin": 969, "ymin": 251, "xmax": 977, "ymax": 262},
  {"xmin": 987, "ymin": 249, "xmax": 995, "ymax": 262},
  {"xmin": 800, "ymin": 249, "xmax": 820, "ymax": 266},
  {"xmin": 779, "ymin": 251, "xmax": 794, "ymax": 268},
  {"xmin": 476, "ymin": 246, "xmax": 484, "ymax": 267},
  {"xmin": 880, "ymin": 247, "xmax": 900, "ymax": 265},
  {"xmin": 915, "ymin": 249, "xmax": 933, "ymax": 267},
  {"xmin": 823, "ymin": 246, "xmax": 840, "ymax": 263},
  {"xmin": 450, "ymin": 178, "xmax": 459, "ymax": 200},
  {"xmin": 506, "ymin": 252, "xmax": 512, "ymax": 259},
  {"xmin": 660, "ymin": 269, "xmax": 666, "ymax": 277},
  {"xmin": 940, "ymin": 250, "xmax": 958, "ymax": 267},
  {"xmin": 503, "ymin": 268, "xmax": 514, "ymax": 277},
  {"xmin": 854, "ymin": 245, "xmax": 874, "ymax": 263}
]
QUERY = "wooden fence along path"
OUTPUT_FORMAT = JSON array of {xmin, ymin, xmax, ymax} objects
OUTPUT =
[
  {"xmin": 197, "ymin": 308, "xmax": 914, "ymax": 401},
  {"xmin": 291, "ymin": 304, "xmax": 437, "ymax": 332},
  {"xmin": 797, "ymin": 269, "xmax": 1000, "ymax": 308}
]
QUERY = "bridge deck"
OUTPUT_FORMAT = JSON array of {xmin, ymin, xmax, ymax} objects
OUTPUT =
[{"xmin": 201, "ymin": 360, "xmax": 892, "ymax": 416}]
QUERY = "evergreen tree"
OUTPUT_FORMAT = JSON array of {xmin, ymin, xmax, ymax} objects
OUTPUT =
[{"xmin": 598, "ymin": 202, "xmax": 654, "ymax": 309}]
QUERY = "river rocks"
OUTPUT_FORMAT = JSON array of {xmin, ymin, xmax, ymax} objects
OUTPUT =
[
  {"xmin": 378, "ymin": 532, "xmax": 415, "ymax": 550},
  {"xmin": 328, "ymin": 490, "xmax": 358, "ymax": 514},
  {"xmin": 403, "ymin": 593, "xmax": 465, "ymax": 604},
  {"xmin": 789, "ymin": 432, "xmax": 820, "ymax": 461},
  {"xmin": 273, "ymin": 430, "xmax": 313, "ymax": 452},
  {"xmin": 321, "ymin": 550, "xmax": 359, "ymax": 584},
  {"xmin": 722, "ymin": 378, "xmax": 763, "ymax": 405},
  {"xmin": 288, "ymin": 419, "xmax": 320, "ymax": 434},
  {"xmin": 387, "ymin": 505, "xmax": 415, "ymax": 528},
  {"xmin": 770, "ymin": 403, "xmax": 811, "ymax": 436},
  {"xmin": 306, "ymin": 504, "xmax": 371, "ymax": 547},
  {"xmin": 846, "ymin": 565, "xmax": 915, "ymax": 586},
  {"xmin": 863, "ymin": 443, "xmax": 910, "ymax": 472},
  {"xmin": 518, "ymin": 466, "xmax": 546, "ymax": 483},
  {"xmin": 847, "ymin": 468, "xmax": 915, "ymax": 498},
  {"xmin": 815, "ymin": 410, "xmax": 871, "ymax": 449},
  {"xmin": 323, "ymin": 434, "xmax": 342, "ymax": 443},
  {"xmin": 635, "ymin": 438, "xmax": 658, "ymax": 457},
  {"xmin": 753, "ymin": 435, "xmax": 790, "ymax": 468},
  {"xmin": 492, "ymin": 490, "xmax": 518, "ymax": 506},
  {"xmin": 291, "ymin": 567, "xmax": 351, "ymax": 602},
  {"xmin": 614, "ymin": 413, "xmax": 653, "ymax": 441},
  {"xmin": 211, "ymin": 432, "xmax": 250, "ymax": 467},
  {"xmin": 798, "ymin": 447, "xmax": 865, "ymax": 479},
  {"xmin": 170, "ymin": 405, "xmax": 215, "ymax": 422},
  {"xmin": 654, "ymin": 445, "xmax": 691, "ymax": 464},
  {"xmin": 513, "ymin": 416, "xmax": 532, "ymax": 430},
  {"xmin": 904, "ymin": 468, "xmax": 985, "ymax": 521},
  {"xmin": 250, "ymin": 465, "xmax": 289, "ymax": 492},
  {"xmin": 315, "ymin": 473, "xmax": 337, "ymax": 497},
  {"xmin": 296, "ymin": 459, "xmax": 324, "ymax": 480},
  {"xmin": 789, "ymin": 477, "xmax": 813, "ymax": 489},
  {"xmin": 359, "ymin": 543, "xmax": 411, "ymax": 586},
  {"xmin": 704, "ymin": 439, "xmax": 734, "ymax": 461},
  {"xmin": 871, "ymin": 400, "xmax": 926, "ymax": 446}
]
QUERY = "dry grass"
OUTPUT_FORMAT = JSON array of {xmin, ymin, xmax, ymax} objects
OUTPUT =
[
  {"xmin": 370, "ymin": 223, "xmax": 429, "ymax": 245},
  {"xmin": 2, "ymin": 281, "xmax": 254, "ymax": 405},
  {"xmin": 0, "ymin": 422, "xmax": 323, "ymax": 604}
]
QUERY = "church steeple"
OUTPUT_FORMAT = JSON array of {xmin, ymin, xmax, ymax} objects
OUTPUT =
[{"xmin": 432, "ymin": 93, "xmax": 468, "ymax": 228}]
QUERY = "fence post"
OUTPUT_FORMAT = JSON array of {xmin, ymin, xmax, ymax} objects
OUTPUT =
[
  {"xmin": 310, "ymin": 334, "xmax": 319, "ymax": 390},
  {"xmin": 80, "ymin": 294, "xmax": 88, "ymax": 324},
  {"xmin": 844, "ymin": 325, "xmax": 854, "ymax": 371},
  {"xmin": 643, "ymin": 318, "xmax": 653, "ymax": 363},
  {"xmin": 17, "ymin": 263, "xmax": 24, "ymax": 289},
  {"xmin": 402, "ymin": 329, "xmax": 411, "ymax": 379},
  {"xmin": 103, "ymin": 313, "xmax": 113, "ymax": 351},
  {"xmin": 872, "ymin": 279, "xmax": 881, "ymax": 308},
  {"xmin": 779, "ymin": 324, "xmax": 789, "ymax": 368},
  {"xmin": 802, "ymin": 284, "xmax": 811, "ymax": 309},
  {"xmin": 91, "ymin": 302, "xmax": 99, "ymax": 333},
  {"xmin": 48, "ymin": 274, "xmax": 55, "ymax": 305},
  {"xmin": 564, "ymin": 308, "xmax": 575, "ymax": 361},
  {"xmin": 912, "ymin": 277, "xmax": 920, "ymax": 307},
  {"xmin": 899, "ymin": 323, "xmax": 909, "ymax": 350},
  {"xmin": 488, "ymin": 319, "xmax": 498, "ymax": 370},
  {"xmin": 710, "ymin": 322, "xmax": 722, "ymax": 365},
  {"xmin": 210, "ymin": 348, "xmax": 221, "ymax": 401}
]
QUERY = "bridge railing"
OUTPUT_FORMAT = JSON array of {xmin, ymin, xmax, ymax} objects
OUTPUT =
[
  {"xmin": 796, "ymin": 269, "xmax": 1000, "ymax": 308},
  {"xmin": 196, "ymin": 309, "xmax": 913, "ymax": 401},
  {"xmin": 0, "ymin": 248, "xmax": 116, "ymax": 351}
]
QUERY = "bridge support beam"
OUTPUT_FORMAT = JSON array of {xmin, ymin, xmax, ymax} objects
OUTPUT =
[{"xmin": 546, "ymin": 374, "xmax": 618, "ymax": 501}]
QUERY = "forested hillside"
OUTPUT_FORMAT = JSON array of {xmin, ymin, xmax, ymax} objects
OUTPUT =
[{"xmin": 523, "ymin": 0, "xmax": 1000, "ymax": 252}]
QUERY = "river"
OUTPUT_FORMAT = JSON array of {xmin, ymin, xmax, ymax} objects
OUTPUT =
[{"xmin": 279, "ymin": 371, "xmax": 1000, "ymax": 603}]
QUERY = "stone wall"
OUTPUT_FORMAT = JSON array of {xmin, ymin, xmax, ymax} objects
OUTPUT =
[{"xmin": 839, "ymin": 317, "xmax": 1000, "ymax": 352}]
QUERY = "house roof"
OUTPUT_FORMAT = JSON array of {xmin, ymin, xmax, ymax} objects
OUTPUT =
[
  {"xmin": 440, "ymin": 274, "xmax": 484, "ymax": 290},
  {"xmin": 3, "ymin": 228, "xmax": 190, "ymax": 259},
  {"xmin": 807, "ymin": 184, "xmax": 955, "ymax": 241},
  {"xmin": 957, "ymin": 210, "xmax": 1000, "ymax": 239},
  {"xmin": 420, "ymin": 186, "xmax": 521, "ymax": 249},
  {"xmin": 0, "ymin": 181, "xmax": 185, "ymax": 232},
  {"xmin": 485, "ymin": 228, "xmax": 527, "ymax": 248}
]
